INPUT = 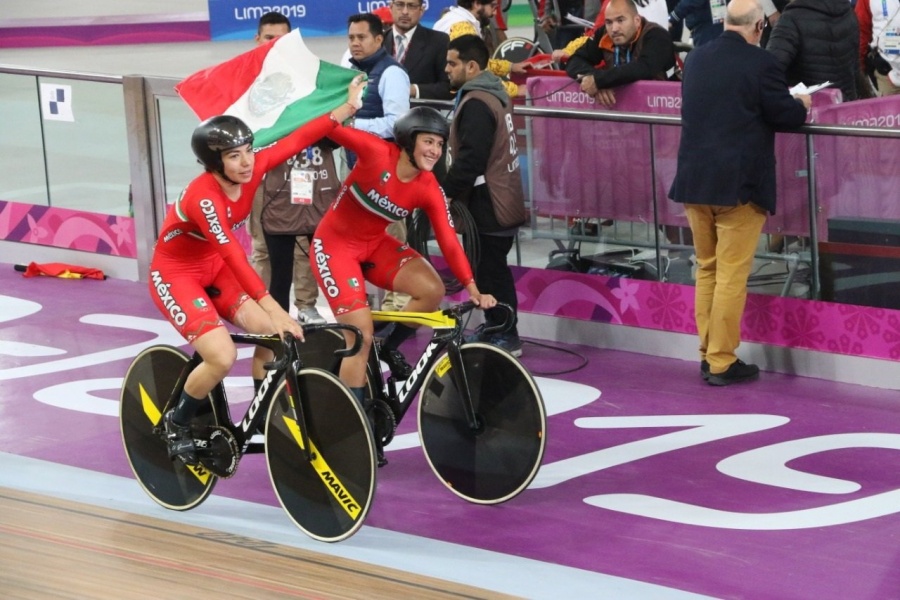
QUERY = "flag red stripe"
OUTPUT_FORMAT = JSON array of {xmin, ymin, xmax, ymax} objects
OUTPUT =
[{"xmin": 175, "ymin": 40, "xmax": 275, "ymax": 120}]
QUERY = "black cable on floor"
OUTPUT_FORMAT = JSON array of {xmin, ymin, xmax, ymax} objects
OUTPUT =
[
  {"xmin": 458, "ymin": 309, "xmax": 589, "ymax": 376},
  {"xmin": 520, "ymin": 339, "xmax": 589, "ymax": 376},
  {"xmin": 415, "ymin": 211, "xmax": 589, "ymax": 376}
]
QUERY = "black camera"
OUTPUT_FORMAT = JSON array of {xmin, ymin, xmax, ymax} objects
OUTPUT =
[{"xmin": 865, "ymin": 47, "xmax": 892, "ymax": 76}]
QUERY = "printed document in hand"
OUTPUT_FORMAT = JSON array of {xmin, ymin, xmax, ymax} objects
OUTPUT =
[{"xmin": 790, "ymin": 82, "xmax": 833, "ymax": 95}]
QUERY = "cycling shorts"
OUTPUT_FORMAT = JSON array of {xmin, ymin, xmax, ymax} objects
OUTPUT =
[
  {"xmin": 148, "ymin": 252, "xmax": 251, "ymax": 342},
  {"xmin": 310, "ymin": 228, "xmax": 421, "ymax": 316}
]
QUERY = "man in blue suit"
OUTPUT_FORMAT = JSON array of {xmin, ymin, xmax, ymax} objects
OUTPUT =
[{"xmin": 668, "ymin": 0, "xmax": 810, "ymax": 386}]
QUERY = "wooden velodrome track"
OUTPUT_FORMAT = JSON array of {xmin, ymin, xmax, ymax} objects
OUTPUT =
[{"xmin": 0, "ymin": 486, "xmax": 514, "ymax": 599}]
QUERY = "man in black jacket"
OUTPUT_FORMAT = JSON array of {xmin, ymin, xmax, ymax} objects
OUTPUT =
[
  {"xmin": 383, "ymin": 0, "xmax": 454, "ymax": 101},
  {"xmin": 766, "ymin": 0, "xmax": 860, "ymax": 101},
  {"xmin": 669, "ymin": 0, "xmax": 810, "ymax": 386},
  {"xmin": 566, "ymin": 0, "xmax": 675, "ymax": 106},
  {"xmin": 443, "ymin": 35, "xmax": 526, "ymax": 357}
]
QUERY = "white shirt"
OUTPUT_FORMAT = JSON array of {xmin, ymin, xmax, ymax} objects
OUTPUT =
[
  {"xmin": 391, "ymin": 25, "xmax": 418, "ymax": 63},
  {"xmin": 636, "ymin": 0, "xmax": 669, "ymax": 29},
  {"xmin": 433, "ymin": 5, "xmax": 479, "ymax": 34}
]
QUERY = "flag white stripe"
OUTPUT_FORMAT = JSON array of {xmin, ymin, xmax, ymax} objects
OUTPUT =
[{"xmin": 224, "ymin": 29, "xmax": 321, "ymax": 132}]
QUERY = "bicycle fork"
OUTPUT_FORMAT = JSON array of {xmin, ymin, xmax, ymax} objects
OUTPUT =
[
  {"xmin": 447, "ymin": 341, "xmax": 481, "ymax": 432},
  {"xmin": 283, "ymin": 363, "xmax": 315, "ymax": 463}
]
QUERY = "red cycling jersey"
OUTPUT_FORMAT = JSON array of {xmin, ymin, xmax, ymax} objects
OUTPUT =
[
  {"xmin": 149, "ymin": 113, "xmax": 338, "ymax": 341},
  {"xmin": 311, "ymin": 126, "xmax": 474, "ymax": 315}
]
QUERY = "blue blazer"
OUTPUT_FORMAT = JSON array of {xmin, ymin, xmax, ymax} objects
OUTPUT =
[{"xmin": 668, "ymin": 31, "xmax": 808, "ymax": 215}]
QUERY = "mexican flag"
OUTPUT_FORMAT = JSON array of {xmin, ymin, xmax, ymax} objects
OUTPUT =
[
  {"xmin": 175, "ymin": 29, "xmax": 360, "ymax": 148},
  {"xmin": 17, "ymin": 262, "xmax": 106, "ymax": 280}
]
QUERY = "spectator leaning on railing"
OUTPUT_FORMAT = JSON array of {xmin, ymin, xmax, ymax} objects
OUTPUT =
[{"xmin": 565, "ymin": 0, "xmax": 675, "ymax": 107}]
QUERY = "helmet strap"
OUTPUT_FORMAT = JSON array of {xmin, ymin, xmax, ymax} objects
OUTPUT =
[
  {"xmin": 404, "ymin": 132, "xmax": 422, "ymax": 170},
  {"xmin": 405, "ymin": 147, "xmax": 420, "ymax": 171},
  {"xmin": 220, "ymin": 170, "xmax": 242, "ymax": 186},
  {"xmin": 216, "ymin": 149, "xmax": 241, "ymax": 185},
  {"xmin": 212, "ymin": 163, "xmax": 241, "ymax": 186}
]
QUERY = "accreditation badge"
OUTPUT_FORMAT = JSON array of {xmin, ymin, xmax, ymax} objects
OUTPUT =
[
  {"xmin": 291, "ymin": 167, "xmax": 314, "ymax": 205},
  {"xmin": 882, "ymin": 29, "xmax": 900, "ymax": 55}
]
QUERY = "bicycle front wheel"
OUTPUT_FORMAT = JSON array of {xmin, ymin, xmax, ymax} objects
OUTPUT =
[
  {"xmin": 418, "ymin": 342, "xmax": 546, "ymax": 504},
  {"xmin": 265, "ymin": 368, "xmax": 377, "ymax": 542},
  {"xmin": 120, "ymin": 345, "xmax": 219, "ymax": 510}
]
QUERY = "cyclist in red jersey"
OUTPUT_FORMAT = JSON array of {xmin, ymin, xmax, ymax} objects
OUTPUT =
[
  {"xmin": 150, "ymin": 76, "xmax": 366, "ymax": 464},
  {"xmin": 311, "ymin": 106, "xmax": 497, "ymax": 404}
]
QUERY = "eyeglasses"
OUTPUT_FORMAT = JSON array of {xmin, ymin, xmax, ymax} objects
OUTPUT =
[{"xmin": 392, "ymin": 1, "xmax": 422, "ymax": 11}]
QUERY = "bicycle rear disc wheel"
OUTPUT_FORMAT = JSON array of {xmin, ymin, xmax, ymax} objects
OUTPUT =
[
  {"xmin": 418, "ymin": 343, "xmax": 546, "ymax": 504},
  {"xmin": 296, "ymin": 327, "xmax": 346, "ymax": 374},
  {"xmin": 266, "ymin": 368, "xmax": 377, "ymax": 542},
  {"xmin": 120, "ymin": 345, "xmax": 219, "ymax": 510}
]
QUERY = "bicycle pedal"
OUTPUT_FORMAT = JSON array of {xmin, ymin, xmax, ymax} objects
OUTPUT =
[{"xmin": 196, "ymin": 426, "xmax": 240, "ymax": 478}]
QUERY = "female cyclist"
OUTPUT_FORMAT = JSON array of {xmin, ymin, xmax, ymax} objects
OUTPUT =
[
  {"xmin": 311, "ymin": 106, "xmax": 497, "ymax": 405},
  {"xmin": 149, "ymin": 76, "xmax": 366, "ymax": 464}
]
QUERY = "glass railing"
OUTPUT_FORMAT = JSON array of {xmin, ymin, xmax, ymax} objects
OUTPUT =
[
  {"xmin": 2, "ymin": 65, "xmax": 899, "ymax": 313},
  {"xmin": 0, "ymin": 72, "xmax": 46, "ymax": 207},
  {"xmin": 0, "ymin": 69, "xmax": 130, "ymax": 216},
  {"xmin": 156, "ymin": 95, "xmax": 201, "ymax": 206}
]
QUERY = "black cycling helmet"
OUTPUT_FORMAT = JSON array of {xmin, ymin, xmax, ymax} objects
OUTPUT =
[
  {"xmin": 393, "ymin": 106, "xmax": 449, "ymax": 167},
  {"xmin": 191, "ymin": 115, "xmax": 254, "ymax": 175}
]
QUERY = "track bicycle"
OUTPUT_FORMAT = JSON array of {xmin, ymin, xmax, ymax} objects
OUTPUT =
[
  {"xmin": 363, "ymin": 301, "xmax": 547, "ymax": 504},
  {"xmin": 119, "ymin": 323, "xmax": 377, "ymax": 542}
]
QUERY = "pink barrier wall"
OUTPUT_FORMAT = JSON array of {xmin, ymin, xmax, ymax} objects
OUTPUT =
[
  {"xmin": 526, "ymin": 77, "xmax": 842, "ymax": 237},
  {"xmin": 510, "ymin": 265, "xmax": 900, "ymax": 363},
  {"xmin": 0, "ymin": 200, "xmax": 136, "ymax": 258},
  {"xmin": 772, "ymin": 89, "xmax": 842, "ymax": 236},
  {"xmin": 527, "ymin": 78, "xmax": 685, "ymax": 228},
  {"xmin": 0, "ymin": 18, "xmax": 209, "ymax": 49},
  {"xmin": 814, "ymin": 96, "xmax": 900, "ymax": 239},
  {"xmin": 0, "ymin": 199, "xmax": 251, "ymax": 262}
]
